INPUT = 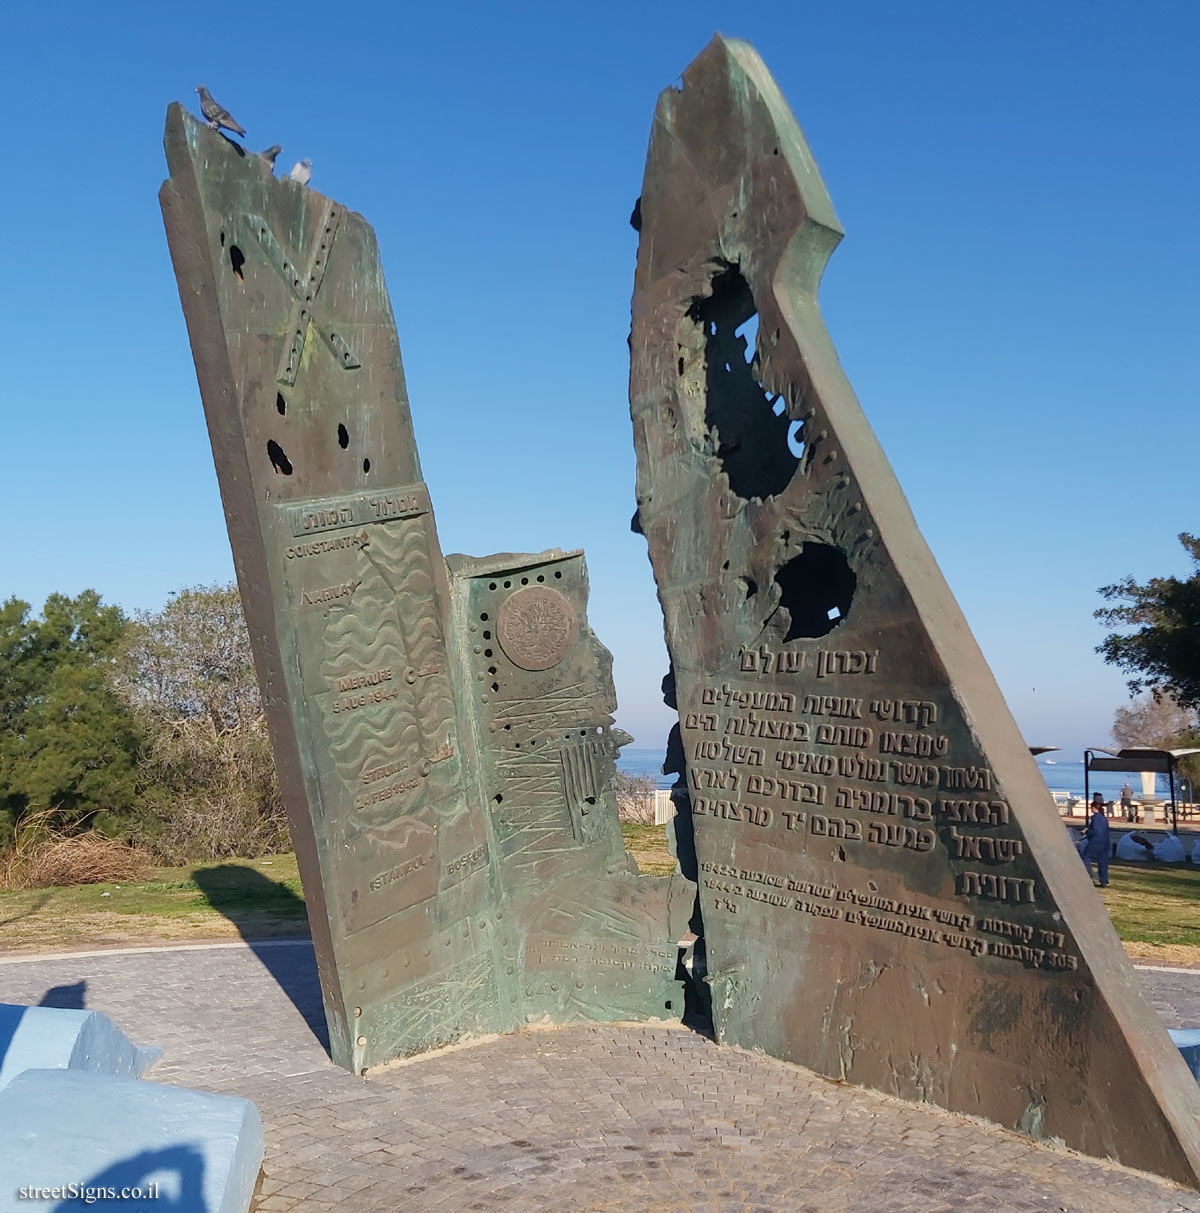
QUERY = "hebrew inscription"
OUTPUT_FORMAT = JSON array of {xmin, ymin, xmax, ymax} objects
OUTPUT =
[
  {"xmin": 161, "ymin": 104, "xmax": 693, "ymax": 1076},
  {"xmin": 629, "ymin": 37, "xmax": 1200, "ymax": 1187}
]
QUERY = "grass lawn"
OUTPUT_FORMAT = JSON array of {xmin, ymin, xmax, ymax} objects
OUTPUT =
[
  {"xmin": 620, "ymin": 822, "xmax": 677, "ymax": 876},
  {"xmin": 4, "ymin": 830, "xmax": 1199, "ymax": 966},
  {"xmin": 0, "ymin": 827, "xmax": 676, "ymax": 953},
  {"xmin": 1102, "ymin": 861, "xmax": 1200, "ymax": 965},
  {"xmin": 0, "ymin": 854, "xmax": 307, "ymax": 953}
]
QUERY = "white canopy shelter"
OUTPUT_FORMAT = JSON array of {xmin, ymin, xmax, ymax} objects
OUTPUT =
[{"xmin": 1083, "ymin": 747, "xmax": 1200, "ymax": 834}]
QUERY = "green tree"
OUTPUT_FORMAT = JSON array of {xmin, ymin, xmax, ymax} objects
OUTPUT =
[
  {"xmin": 1096, "ymin": 533, "xmax": 1200, "ymax": 710},
  {"xmin": 0, "ymin": 591, "xmax": 141, "ymax": 846},
  {"xmin": 112, "ymin": 584, "xmax": 287, "ymax": 861}
]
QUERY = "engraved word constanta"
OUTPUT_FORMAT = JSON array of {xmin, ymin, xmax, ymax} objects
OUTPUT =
[{"xmin": 285, "ymin": 531, "xmax": 369, "ymax": 560}]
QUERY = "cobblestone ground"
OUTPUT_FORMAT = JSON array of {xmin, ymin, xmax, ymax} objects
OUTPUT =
[{"xmin": 3, "ymin": 943, "xmax": 1200, "ymax": 1211}]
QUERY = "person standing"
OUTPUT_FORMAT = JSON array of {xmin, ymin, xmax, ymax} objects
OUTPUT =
[
  {"xmin": 1082, "ymin": 799, "xmax": 1112, "ymax": 887},
  {"xmin": 1120, "ymin": 781, "xmax": 1135, "ymax": 822}
]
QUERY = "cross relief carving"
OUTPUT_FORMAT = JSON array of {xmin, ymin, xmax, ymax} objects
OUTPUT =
[{"xmin": 247, "ymin": 202, "xmax": 361, "ymax": 386}]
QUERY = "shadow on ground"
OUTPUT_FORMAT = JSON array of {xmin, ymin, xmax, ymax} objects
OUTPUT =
[
  {"xmin": 38, "ymin": 980, "xmax": 87, "ymax": 1009},
  {"xmin": 53, "ymin": 1143, "xmax": 205, "ymax": 1212},
  {"xmin": 191, "ymin": 865, "xmax": 327, "ymax": 1053}
]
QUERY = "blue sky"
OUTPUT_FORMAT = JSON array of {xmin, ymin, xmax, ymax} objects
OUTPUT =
[{"xmin": 0, "ymin": 2, "xmax": 1196, "ymax": 757}]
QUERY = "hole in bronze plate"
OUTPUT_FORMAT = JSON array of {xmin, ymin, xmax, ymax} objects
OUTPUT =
[
  {"xmin": 266, "ymin": 439, "xmax": 293, "ymax": 475},
  {"xmin": 362, "ymin": 457, "xmax": 371, "ymax": 474},
  {"xmin": 773, "ymin": 543, "xmax": 855, "ymax": 641},
  {"xmin": 276, "ymin": 392, "xmax": 286, "ymax": 416},
  {"xmin": 483, "ymin": 630, "xmax": 491, "ymax": 639},
  {"xmin": 493, "ymin": 794, "xmax": 503, "ymax": 804},
  {"xmin": 480, "ymin": 613, "xmax": 489, "ymax": 622},
  {"xmin": 491, "ymin": 682, "xmax": 499, "ymax": 692},
  {"xmin": 742, "ymin": 577, "xmax": 758, "ymax": 600},
  {"xmin": 337, "ymin": 423, "xmax": 349, "ymax": 449},
  {"xmin": 489, "ymin": 583, "xmax": 497, "ymax": 591},
  {"xmin": 554, "ymin": 571, "xmax": 562, "ymax": 579},
  {"xmin": 689, "ymin": 263, "xmax": 801, "ymax": 500},
  {"xmin": 229, "ymin": 244, "xmax": 245, "ymax": 280},
  {"xmin": 220, "ymin": 231, "xmax": 226, "ymax": 246},
  {"xmin": 536, "ymin": 575, "xmax": 545, "ymax": 583}
]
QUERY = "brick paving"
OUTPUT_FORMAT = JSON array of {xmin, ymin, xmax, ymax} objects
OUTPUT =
[{"xmin": 3, "ymin": 942, "xmax": 1200, "ymax": 1210}]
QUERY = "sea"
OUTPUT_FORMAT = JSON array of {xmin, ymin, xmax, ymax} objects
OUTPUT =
[{"xmin": 616, "ymin": 749, "xmax": 1175, "ymax": 800}]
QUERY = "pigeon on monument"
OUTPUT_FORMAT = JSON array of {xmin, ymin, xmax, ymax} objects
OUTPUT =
[
  {"xmin": 195, "ymin": 87, "xmax": 246, "ymax": 137},
  {"xmin": 289, "ymin": 159, "xmax": 313, "ymax": 186},
  {"xmin": 258, "ymin": 144, "xmax": 283, "ymax": 169}
]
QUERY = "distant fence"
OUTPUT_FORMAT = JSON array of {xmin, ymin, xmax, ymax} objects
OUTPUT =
[
  {"xmin": 654, "ymin": 790, "xmax": 676, "ymax": 825},
  {"xmin": 617, "ymin": 787, "xmax": 678, "ymax": 825}
]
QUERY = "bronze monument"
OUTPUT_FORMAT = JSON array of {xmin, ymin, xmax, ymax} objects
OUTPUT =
[
  {"xmin": 160, "ymin": 105, "xmax": 693, "ymax": 1074},
  {"xmin": 628, "ymin": 36, "xmax": 1200, "ymax": 1187}
]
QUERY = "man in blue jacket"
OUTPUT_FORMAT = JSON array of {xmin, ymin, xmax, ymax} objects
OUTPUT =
[{"xmin": 1082, "ymin": 794, "xmax": 1112, "ymax": 887}]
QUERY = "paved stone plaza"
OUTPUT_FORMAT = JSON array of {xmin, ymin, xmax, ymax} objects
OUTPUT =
[{"xmin": 3, "ymin": 943, "xmax": 1200, "ymax": 1211}]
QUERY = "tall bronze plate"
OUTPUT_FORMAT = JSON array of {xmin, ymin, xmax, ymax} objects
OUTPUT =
[
  {"xmin": 628, "ymin": 37, "xmax": 1200, "ymax": 1186},
  {"xmin": 161, "ymin": 106, "xmax": 693, "ymax": 1073}
]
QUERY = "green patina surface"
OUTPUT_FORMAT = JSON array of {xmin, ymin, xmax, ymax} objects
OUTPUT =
[
  {"xmin": 628, "ymin": 35, "xmax": 1200, "ymax": 1188},
  {"xmin": 159, "ymin": 107, "xmax": 693, "ymax": 1073}
]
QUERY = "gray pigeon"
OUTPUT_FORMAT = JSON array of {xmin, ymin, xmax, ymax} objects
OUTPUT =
[
  {"xmin": 289, "ymin": 159, "xmax": 312, "ymax": 186},
  {"xmin": 195, "ymin": 86, "xmax": 246, "ymax": 137},
  {"xmin": 258, "ymin": 144, "xmax": 283, "ymax": 169}
]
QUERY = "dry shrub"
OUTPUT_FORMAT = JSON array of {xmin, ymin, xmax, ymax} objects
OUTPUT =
[
  {"xmin": 614, "ymin": 772, "xmax": 658, "ymax": 824},
  {"xmin": 112, "ymin": 584, "xmax": 291, "ymax": 864},
  {"xmin": 0, "ymin": 811, "xmax": 152, "ymax": 891},
  {"xmin": 132, "ymin": 718, "xmax": 289, "ymax": 864}
]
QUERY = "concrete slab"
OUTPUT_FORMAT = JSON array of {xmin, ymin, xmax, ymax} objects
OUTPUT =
[
  {"xmin": 0, "ymin": 1003, "xmax": 160, "ymax": 1090},
  {"xmin": 0, "ymin": 1067, "xmax": 263, "ymax": 1212}
]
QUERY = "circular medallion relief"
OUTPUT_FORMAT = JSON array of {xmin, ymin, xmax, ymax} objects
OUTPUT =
[{"xmin": 496, "ymin": 586, "xmax": 578, "ymax": 671}]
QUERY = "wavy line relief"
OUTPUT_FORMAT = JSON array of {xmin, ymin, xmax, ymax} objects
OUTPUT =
[
  {"xmin": 319, "ymin": 533, "xmax": 423, "ymax": 840},
  {"xmin": 364, "ymin": 521, "xmax": 457, "ymax": 766}
]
